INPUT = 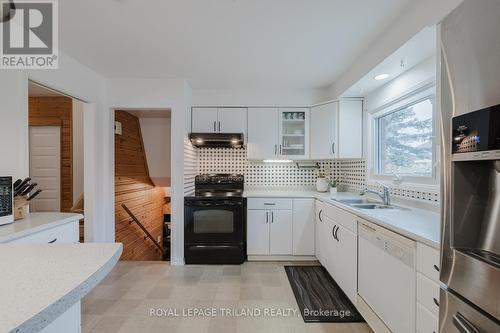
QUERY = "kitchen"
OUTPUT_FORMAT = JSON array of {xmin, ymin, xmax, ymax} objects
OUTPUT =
[{"xmin": 0, "ymin": 1, "xmax": 499, "ymax": 333}]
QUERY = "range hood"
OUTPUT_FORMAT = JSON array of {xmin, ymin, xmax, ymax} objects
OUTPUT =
[{"xmin": 189, "ymin": 133, "xmax": 244, "ymax": 148}]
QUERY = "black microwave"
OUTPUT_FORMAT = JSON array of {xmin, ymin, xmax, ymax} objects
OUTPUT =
[
  {"xmin": 0, "ymin": 176, "xmax": 13, "ymax": 226},
  {"xmin": 452, "ymin": 104, "xmax": 500, "ymax": 154}
]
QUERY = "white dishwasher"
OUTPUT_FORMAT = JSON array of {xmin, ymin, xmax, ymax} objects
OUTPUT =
[{"xmin": 358, "ymin": 220, "xmax": 416, "ymax": 333}]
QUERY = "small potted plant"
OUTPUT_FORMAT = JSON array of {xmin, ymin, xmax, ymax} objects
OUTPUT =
[
  {"xmin": 316, "ymin": 172, "xmax": 329, "ymax": 192},
  {"xmin": 329, "ymin": 178, "xmax": 339, "ymax": 197}
]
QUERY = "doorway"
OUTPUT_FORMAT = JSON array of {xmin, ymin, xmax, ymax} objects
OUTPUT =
[
  {"xmin": 28, "ymin": 81, "xmax": 86, "ymax": 240},
  {"xmin": 114, "ymin": 109, "xmax": 171, "ymax": 261}
]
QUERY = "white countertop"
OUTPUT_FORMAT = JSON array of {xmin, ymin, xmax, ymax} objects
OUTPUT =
[
  {"xmin": 243, "ymin": 190, "xmax": 441, "ymax": 249},
  {"xmin": 0, "ymin": 243, "xmax": 122, "ymax": 333},
  {"xmin": 0, "ymin": 213, "xmax": 83, "ymax": 243}
]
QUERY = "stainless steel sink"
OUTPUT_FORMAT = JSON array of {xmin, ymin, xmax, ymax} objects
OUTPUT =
[
  {"xmin": 351, "ymin": 203, "xmax": 408, "ymax": 210},
  {"xmin": 333, "ymin": 198, "xmax": 375, "ymax": 204}
]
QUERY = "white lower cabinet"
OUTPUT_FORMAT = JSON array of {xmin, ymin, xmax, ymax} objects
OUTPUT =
[
  {"xmin": 269, "ymin": 210, "xmax": 293, "ymax": 255},
  {"xmin": 292, "ymin": 199, "xmax": 315, "ymax": 255},
  {"xmin": 247, "ymin": 198, "xmax": 315, "ymax": 257},
  {"xmin": 247, "ymin": 198, "xmax": 293, "ymax": 256},
  {"xmin": 247, "ymin": 210, "xmax": 270, "ymax": 255},
  {"xmin": 314, "ymin": 200, "xmax": 324, "ymax": 263},
  {"xmin": 323, "ymin": 213, "xmax": 357, "ymax": 304},
  {"xmin": 6, "ymin": 220, "xmax": 79, "ymax": 244}
]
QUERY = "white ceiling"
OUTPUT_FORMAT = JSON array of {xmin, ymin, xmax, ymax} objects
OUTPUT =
[
  {"xmin": 59, "ymin": 0, "xmax": 412, "ymax": 90},
  {"xmin": 342, "ymin": 26, "xmax": 436, "ymax": 97}
]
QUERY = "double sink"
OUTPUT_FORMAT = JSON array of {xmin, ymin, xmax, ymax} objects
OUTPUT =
[{"xmin": 334, "ymin": 198, "xmax": 408, "ymax": 211}]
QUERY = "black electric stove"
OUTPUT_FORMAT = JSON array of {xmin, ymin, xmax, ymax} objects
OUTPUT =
[{"xmin": 184, "ymin": 174, "xmax": 246, "ymax": 264}]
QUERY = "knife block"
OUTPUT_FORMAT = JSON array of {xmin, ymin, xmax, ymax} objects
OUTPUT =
[{"xmin": 14, "ymin": 197, "xmax": 29, "ymax": 221}]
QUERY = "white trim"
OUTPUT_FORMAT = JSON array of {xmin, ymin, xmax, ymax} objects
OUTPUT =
[
  {"xmin": 368, "ymin": 84, "xmax": 438, "ymax": 187},
  {"xmin": 247, "ymin": 255, "xmax": 317, "ymax": 261}
]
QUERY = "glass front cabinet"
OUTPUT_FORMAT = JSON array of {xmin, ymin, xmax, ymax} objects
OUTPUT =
[{"xmin": 278, "ymin": 108, "xmax": 309, "ymax": 159}]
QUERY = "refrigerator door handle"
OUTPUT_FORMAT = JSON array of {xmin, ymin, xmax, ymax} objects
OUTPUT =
[{"xmin": 452, "ymin": 313, "xmax": 480, "ymax": 333}]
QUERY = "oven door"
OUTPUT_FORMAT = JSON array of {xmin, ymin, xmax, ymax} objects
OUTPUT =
[{"xmin": 185, "ymin": 199, "xmax": 244, "ymax": 244}]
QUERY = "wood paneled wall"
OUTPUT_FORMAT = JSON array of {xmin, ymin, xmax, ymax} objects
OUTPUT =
[
  {"xmin": 115, "ymin": 111, "xmax": 165, "ymax": 261},
  {"xmin": 29, "ymin": 97, "xmax": 73, "ymax": 212}
]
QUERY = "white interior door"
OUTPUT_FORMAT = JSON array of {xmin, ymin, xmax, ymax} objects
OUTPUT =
[{"xmin": 29, "ymin": 126, "xmax": 61, "ymax": 212}]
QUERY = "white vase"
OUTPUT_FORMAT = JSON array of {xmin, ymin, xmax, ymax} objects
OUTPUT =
[
  {"xmin": 330, "ymin": 187, "xmax": 337, "ymax": 197},
  {"xmin": 316, "ymin": 178, "xmax": 329, "ymax": 192}
]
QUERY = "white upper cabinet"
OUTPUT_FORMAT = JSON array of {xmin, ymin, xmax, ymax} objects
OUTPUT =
[
  {"xmin": 309, "ymin": 99, "xmax": 363, "ymax": 159},
  {"xmin": 247, "ymin": 108, "xmax": 279, "ymax": 160},
  {"xmin": 192, "ymin": 107, "xmax": 219, "ymax": 133},
  {"xmin": 310, "ymin": 103, "xmax": 338, "ymax": 159},
  {"xmin": 279, "ymin": 108, "xmax": 309, "ymax": 160},
  {"xmin": 191, "ymin": 107, "xmax": 247, "ymax": 136},
  {"xmin": 217, "ymin": 108, "xmax": 247, "ymax": 136},
  {"xmin": 247, "ymin": 107, "xmax": 310, "ymax": 160},
  {"xmin": 337, "ymin": 99, "xmax": 363, "ymax": 159}
]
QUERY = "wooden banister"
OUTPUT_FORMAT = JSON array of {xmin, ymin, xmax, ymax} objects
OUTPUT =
[{"xmin": 121, "ymin": 203, "xmax": 164, "ymax": 257}]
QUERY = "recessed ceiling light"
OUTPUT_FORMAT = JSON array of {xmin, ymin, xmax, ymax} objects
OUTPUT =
[{"xmin": 374, "ymin": 73, "xmax": 390, "ymax": 81}]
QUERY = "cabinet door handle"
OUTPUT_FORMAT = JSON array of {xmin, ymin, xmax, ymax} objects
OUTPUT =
[
  {"xmin": 213, "ymin": 121, "xmax": 216, "ymax": 132},
  {"xmin": 271, "ymin": 211, "xmax": 274, "ymax": 223},
  {"xmin": 434, "ymin": 264, "xmax": 440, "ymax": 272},
  {"xmin": 279, "ymin": 145, "xmax": 282, "ymax": 155},
  {"xmin": 452, "ymin": 312, "xmax": 480, "ymax": 333},
  {"xmin": 266, "ymin": 211, "xmax": 269, "ymax": 223},
  {"xmin": 332, "ymin": 226, "xmax": 336, "ymax": 240},
  {"xmin": 218, "ymin": 121, "xmax": 221, "ymax": 132},
  {"xmin": 264, "ymin": 203, "xmax": 275, "ymax": 206},
  {"xmin": 318, "ymin": 209, "xmax": 323, "ymax": 222},
  {"xmin": 48, "ymin": 238, "xmax": 57, "ymax": 244},
  {"xmin": 433, "ymin": 297, "xmax": 440, "ymax": 307},
  {"xmin": 332, "ymin": 142, "xmax": 335, "ymax": 155},
  {"xmin": 334, "ymin": 226, "xmax": 339, "ymax": 241},
  {"xmin": 274, "ymin": 144, "xmax": 277, "ymax": 155}
]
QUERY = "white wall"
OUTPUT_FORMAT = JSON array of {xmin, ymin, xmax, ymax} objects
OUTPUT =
[
  {"xmin": 0, "ymin": 51, "xmax": 109, "ymax": 243},
  {"xmin": 364, "ymin": 57, "xmax": 436, "ymax": 112},
  {"xmin": 106, "ymin": 78, "xmax": 192, "ymax": 265},
  {"xmin": 192, "ymin": 87, "xmax": 328, "ymax": 107},
  {"xmin": 139, "ymin": 117, "xmax": 171, "ymax": 187},
  {"xmin": 72, "ymin": 99, "xmax": 85, "ymax": 204},
  {"xmin": 328, "ymin": 0, "xmax": 462, "ymax": 99}
]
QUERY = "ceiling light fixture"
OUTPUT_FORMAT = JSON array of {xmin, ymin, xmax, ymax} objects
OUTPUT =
[
  {"xmin": 263, "ymin": 159, "xmax": 293, "ymax": 163},
  {"xmin": 374, "ymin": 73, "xmax": 390, "ymax": 81}
]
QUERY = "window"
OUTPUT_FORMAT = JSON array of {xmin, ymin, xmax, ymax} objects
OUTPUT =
[{"xmin": 375, "ymin": 95, "xmax": 435, "ymax": 178}]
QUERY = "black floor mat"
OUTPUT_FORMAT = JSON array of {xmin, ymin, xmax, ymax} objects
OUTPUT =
[{"xmin": 285, "ymin": 266, "xmax": 364, "ymax": 323}]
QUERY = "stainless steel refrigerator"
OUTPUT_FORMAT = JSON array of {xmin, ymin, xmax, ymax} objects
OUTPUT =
[{"xmin": 440, "ymin": 0, "xmax": 500, "ymax": 331}]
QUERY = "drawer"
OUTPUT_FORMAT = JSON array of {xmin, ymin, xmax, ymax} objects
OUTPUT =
[
  {"xmin": 416, "ymin": 302, "xmax": 438, "ymax": 333},
  {"xmin": 323, "ymin": 202, "xmax": 357, "ymax": 233},
  {"xmin": 247, "ymin": 198, "xmax": 292, "ymax": 210},
  {"xmin": 10, "ymin": 221, "xmax": 79, "ymax": 244},
  {"xmin": 417, "ymin": 242, "xmax": 440, "ymax": 282},
  {"xmin": 417, "ymin": 272, "xmax": 440, "ymax": 315}
]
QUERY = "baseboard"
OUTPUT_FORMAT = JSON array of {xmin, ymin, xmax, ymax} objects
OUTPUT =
[
  {"xmin": 170, "ymin": 258, "xmax": 185, "ymax": 266},
  {"xmin": 247, "ymin": 255, "xmax": 318, "ymax": 261},
  {"xmin": 356, "ymin": 295, "xmax": 391, "ymax": 333}
]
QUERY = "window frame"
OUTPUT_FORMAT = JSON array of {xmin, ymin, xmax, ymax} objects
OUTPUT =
[{"xmin": 368, "ymin": 83, "xmax": 439, "ymax": 187}]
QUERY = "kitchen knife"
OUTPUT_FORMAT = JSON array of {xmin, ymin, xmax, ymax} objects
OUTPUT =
[
  {"xmin": 15, "ymin": 182, "xmax": 32, "ymax": 196},
  {"xmin": 20, "ymin": 183, "xmax": 37, "ymax": 197},
  {"xmin": 14, "ymin": 178, "xmax": 31, "ymax": 195},
  {"xmin": 27, "ymin": 189, "xmax": 42, "ymax": 201},
  {"xmin": 13, "ymin": 179, "xmax": 22, "ymax": 191}
]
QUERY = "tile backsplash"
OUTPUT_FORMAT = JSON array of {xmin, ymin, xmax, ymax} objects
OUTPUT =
[{"xmin": 193, "ymin": 147, "xmax": 439, "ymax": 202}]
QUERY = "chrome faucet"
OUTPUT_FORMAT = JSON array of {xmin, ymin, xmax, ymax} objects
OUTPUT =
[{"xmin": 360, "ymin": 182, "xmax": 391, "ymax": 205}]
